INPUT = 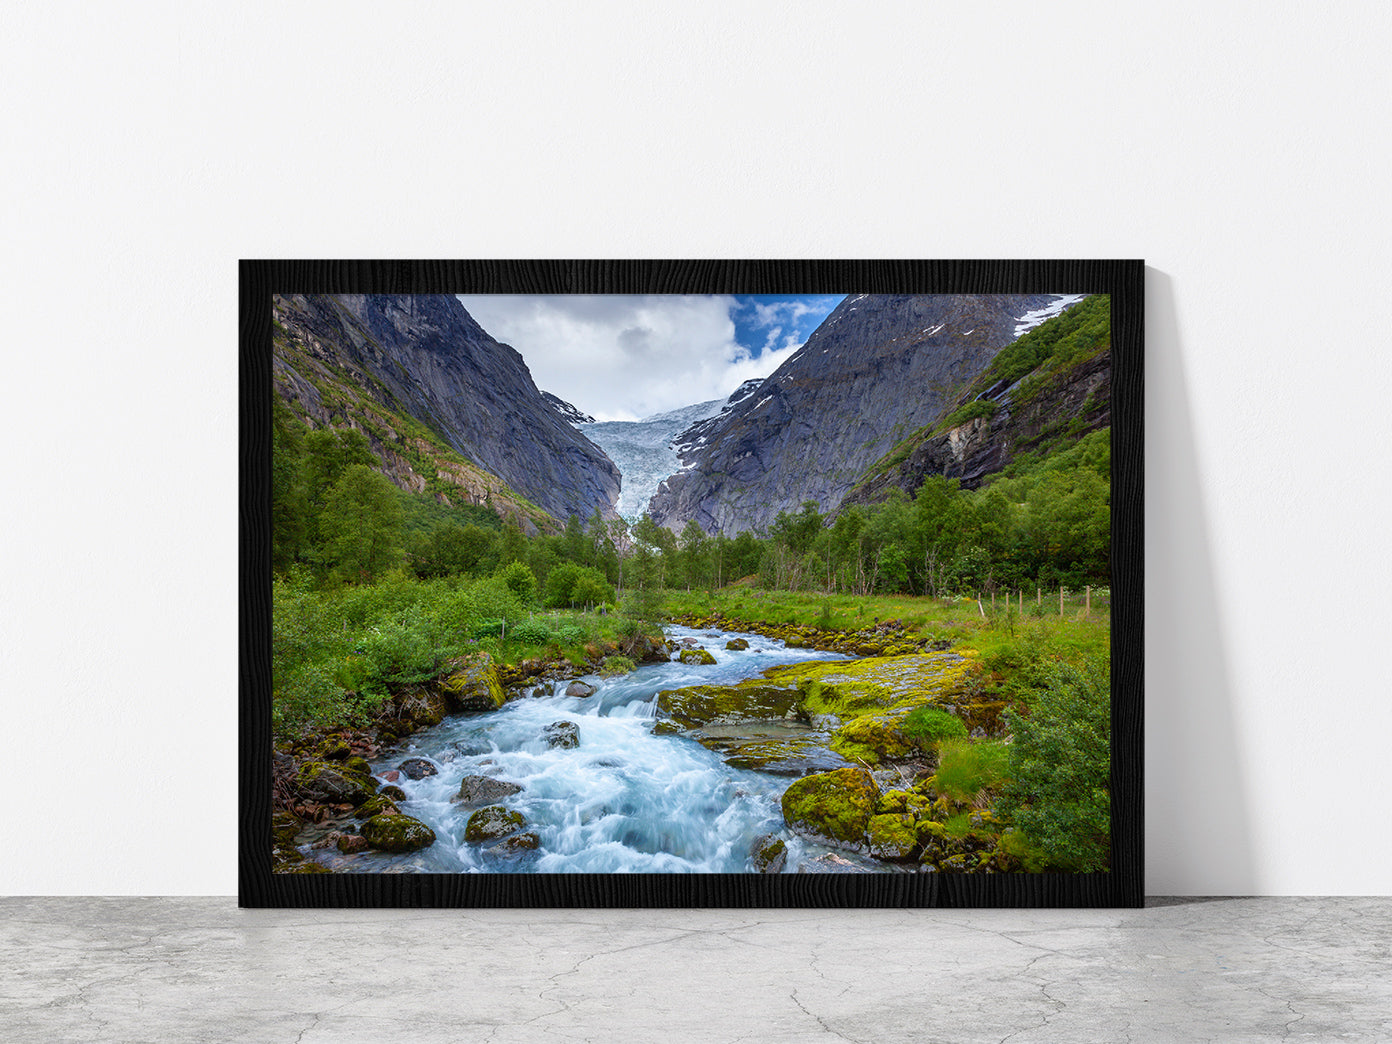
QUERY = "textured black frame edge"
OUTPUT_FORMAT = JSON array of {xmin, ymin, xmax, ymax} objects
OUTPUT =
[{"xmin": 239, "ymin": 259, "xmax": 1143, "ymax": 908}]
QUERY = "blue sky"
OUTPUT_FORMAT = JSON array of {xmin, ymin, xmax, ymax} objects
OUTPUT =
[{"xmin": 456, "ymin": 293, "xmax": 845, "ymax": 421}]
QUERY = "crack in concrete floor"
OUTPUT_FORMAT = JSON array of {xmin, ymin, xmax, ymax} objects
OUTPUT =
[{"xmin": 1, "ymin": 898, "xmax": 1390, "ymax": 1043}]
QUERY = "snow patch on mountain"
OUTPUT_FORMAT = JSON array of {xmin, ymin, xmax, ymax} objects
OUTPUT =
[
  {"xmin": 1013, "ymin": 294, "xmax": 1088, "ymax": 339},
  {"xmin": 542, "ymin": 391, "xmax": 596, "ymax": 425}
]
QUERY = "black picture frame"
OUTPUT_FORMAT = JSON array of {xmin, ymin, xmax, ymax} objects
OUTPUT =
[{"xmin": 240, "ymin": 259, "xmax": 1143, "ymax": 907}]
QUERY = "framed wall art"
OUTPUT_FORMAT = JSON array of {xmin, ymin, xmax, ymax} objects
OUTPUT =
[{"xmin": 240, "ymin": 259, "xmax": 1143, "ymax": 907}]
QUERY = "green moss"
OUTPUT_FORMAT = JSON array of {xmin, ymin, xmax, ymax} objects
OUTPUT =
[
  {"xmin": 780, "ymin": 767, "xmax": 880, "ymax": 848},
  {"xmin": 867, "ymin": 813, "xmax": 919, "ymax": 860},
  {"xmin": 359, "ymin": 813, "xmax": 436, "ymax": 853},
  {"xmin": 830, "ymin": 714, "xmax": 912, "ymax": 764},
  {"xmin": 656, "ymin": 681, "xmax": 802, "ymax": 731},
  {"xmin": 439, "ymin": 654, "xmax": 505, "ymax": 711},
  {"xmin": 876, "ymin": 789, "xmax": 930, "ymax": 817},
  {"xmin": 677, "ymin": 647, "xmax": 717, "ymax": 665},
  {"xmin": 354, "ymin": 794, "xmax": 401, "ymax": 820},
  {"xmin": 293, "ymin": 760, "xmax": 377, "ymax": 806},
  {"xmin": 465, "ymin": 805, "xmax": 526, "ymax": 843}
]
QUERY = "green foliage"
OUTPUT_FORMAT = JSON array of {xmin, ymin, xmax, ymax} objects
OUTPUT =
[
  {"xmin": 999, "ymin": 658, "xmax": 1110, "ymax": 872},
  {"xmin": 981, "ymin": 293, "xmax": 1110, "ymax": 387},
  {"xmin": 941, "ymin": 398, "xmax": 998, "ymax": 430},
  {"xmin": 496, "ymin": 560, "xmax": 537, "ymax": 605},
  {"xmin": 933, "ymin": 739, "xmax": 1011, "ymax": 802},
  {"xmin": 599, "ymin": 655, "xmax": 637, "ymax": 677},
  {"xmin": 320, "ymin": 465, "xmax": 405, "ymax": 582},
  {"xmin": 900, "ymin": 706, "xmax": 968, "ymax": 747},
  {"xmin": 510, "ymin": 618, "xmax": 551, "ymax": 645}
]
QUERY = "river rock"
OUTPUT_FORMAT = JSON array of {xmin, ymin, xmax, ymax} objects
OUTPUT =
[
  {"xmin": 656, "ymin": 681, "xmax": 801, "ymax": 730},
  {"xmin": 336, "ymin": 834, "xmax": 369, "ymax": 854},
  {"xmin": 396, "ymin": 758, "xmax": 438, "ymax": 780},
  {"xmin": 750, "ymin": 834, "xmax": 787, "ymax": 874},
  {"xmin": 379, "ymin": 784, "xmax": 407, "ymax": 802},
  {"xmin": 488, "ymin": 832, "xmax": 541, "ymax": 855},
  {"xmin": 781, "ymin": 767, "xmax": 880, "ymax": 851},
  {"xmin": 294, "ymin": 760, "xmax": 377, "ymax": 807},
  {"xmin": 543, "ymin": 721, "xmax": 580, "ymax": 749},
  {"xmin": 866, "ymin": 813, "xmax": 920, "ymax": 860},
  {"xmin": 360, "ymin": 813, "xmax": 437, "ymax": 853},
  {"xmin": 565, "ymin": 681, "xmax": 597, "ymax": 698},
  {"xmin": 797, "ymin": 853, "xmax": 875, "ymax": 873},
  {"xmin": 677, "ymin": 648, "xmax": 717, "ymax": 665},
  {"xmin": 725, "ymin": 638, "xmax": 750, "ymax": 651},
  {"xmin": 439, "ymin": 653, "xmax": 506, "ymax": 711},
  {"xmin": 465, "ymin": 805, "xmax": 526, "ymax": 843},
  {"xmin": 454, "ymin": 775, "xmax": 525, "ymax": 806},
  {"xmin": 354, "ymin": 794, "xmax": 401, "ymax": 820},
  {"xmin": 380, "ymin": 770, "xmax": 401, "ymax": 783}
]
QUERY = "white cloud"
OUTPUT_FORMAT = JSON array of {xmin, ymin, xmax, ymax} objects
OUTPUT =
[{"xmin": 456, "ymin": 294, "xmax": 806, "ymax": 421}]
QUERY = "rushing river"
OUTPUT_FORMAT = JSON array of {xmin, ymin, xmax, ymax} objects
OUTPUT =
[{"xmin": 301, "ymin": 625, "xmax": 878, "ymax": 874}]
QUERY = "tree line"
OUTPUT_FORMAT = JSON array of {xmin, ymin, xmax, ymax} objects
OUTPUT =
[{"xmin": 273, "ymin": 394, "xmax": 1108, "ymax": 601}]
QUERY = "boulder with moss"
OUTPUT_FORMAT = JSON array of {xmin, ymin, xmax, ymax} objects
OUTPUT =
[
  {"xmin": 454, "ymin": 775, "xmax": 524, "ymax": 806},
  {"xmin": 439, "ymin": 654, "xmax": 506, "ymax": 711},
  {"xmin": 677, "ymin": 647, "xmax": 718, "ymax": 666},
  {"xmin": 780, "ymin": 767, "xmax": 880, "ymax": 850},
  {"xmin": 655, "ymin": 680, "xmax": 802, "ymax": 731},
  {"xmin": 488, "ymin": 832, "xmax": 541, "ymax": 855},
  {"xmin": 465, "ymin": 805, "xmax": 527, "ymax": 843},
  {"xmin": 294, "ymin": 760, "xmax": 378, "ymax": 807},
  {"xmin": 750, "ymin": 834, "xmax": 787, "ymax": 873},
  {"xmin": 867, "ymin": 813, "xmax": 920, "ymax": 860},
  {"xmin": 360, "ymin": 813, "xmax": 436, "ymax": 853}
]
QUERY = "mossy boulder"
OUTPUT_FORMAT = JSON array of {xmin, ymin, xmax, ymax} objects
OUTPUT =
[
  {"xmin": 876, "ymin": 789, "xmax": 931, "ymax": 817},
  {"xmin": 294, "ymin": 760, "xmax": 377, "ymax": 807},
  {"xmin": 354, "ymin": 794, "xmax": 402, "ymax": 819},
  {"xmin": 831, "ymin": 714, "xmax": 914, "ymax": 764},
  {"xmin": 379, "ymin": 784, "xmax": 407, "ymax": 802},
  {"xmin": 725, "ymin": 638, "xmax": 750, "ymax": 651},
  {"xmin": 656, "ymin": 681, "xmax": 801, "ymax": 731},
  {"xmin": 272, "ymin": 811, "xmax": 301, "ymax": 847},
  {"xmin": 780, "ymin": 767, "xmax": 880, "ymax": 850},
  {"xmin": 439, "ymin": 654, "xmax": 506, "ymax": 711},
  {"xmin": 337, "ymin": 834, "xmax": 369, "ymax": 854},
  {"xmin": 360, "ymin": 813, "xmax": 436, "ymax": 853},
  {"xmin": 465, "ymin": 805, "xmax": 527, "ymax": 843},
  {"xmin": 678, "ymin": 647, "xmax": 718, "ymax": 665},
  {"xmin": 488, "ymin": 832, "xmax": 541, "ymax": 855},
  {"xmin": 565, "ymin": 680, "xmax": 597, "ymax": 697},
  {"xmin": 455, "ymin": 775, "xmax": 524, "ymax": 806},
  {"xmin": 867, "ymin": 813, "xmax": 919, "ymax": 860},
  {"xmin": 750, "ymin": 834, "xmax": 787, "ymax": 874}
]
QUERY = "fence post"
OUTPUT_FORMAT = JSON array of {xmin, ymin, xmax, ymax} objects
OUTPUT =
[
  {"xmin": 1085, "ymin": 585, "xmax": 1091, "ymax": 616},
  {"xmin": 1060, "ymin": 587, "xmax": 1065, "ymax": 617}
]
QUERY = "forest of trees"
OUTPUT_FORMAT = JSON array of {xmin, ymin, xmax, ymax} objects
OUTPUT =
[{"xmin": 272, "ymin": 394, "xmax": 1109, "ymax": 602}]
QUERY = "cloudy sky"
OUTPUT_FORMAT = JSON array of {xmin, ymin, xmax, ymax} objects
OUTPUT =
[{"xmin": 456, "ymin": 293, "xmax": 845, "ymax": 421}]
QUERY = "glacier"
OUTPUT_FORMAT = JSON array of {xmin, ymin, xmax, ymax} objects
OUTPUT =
[{"xmin": 578, "ymin": 380, "xmax": 762, "ymax": 520}]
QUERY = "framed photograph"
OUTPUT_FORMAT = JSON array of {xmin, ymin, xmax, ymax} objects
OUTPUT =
[{"xmin": 241, "ymin": 259, "xmax": 1142, "ymax": 907}]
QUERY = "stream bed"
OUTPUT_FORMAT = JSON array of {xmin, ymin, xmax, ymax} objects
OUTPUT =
[{"xmin": 300, "ymin": 625, "xmax": 885, "ymax": 874}]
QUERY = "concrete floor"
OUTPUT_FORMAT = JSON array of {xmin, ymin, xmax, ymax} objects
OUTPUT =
[{"xmin": 1, "ymin": 897, "xmax": 1388, "ymax": 1043}]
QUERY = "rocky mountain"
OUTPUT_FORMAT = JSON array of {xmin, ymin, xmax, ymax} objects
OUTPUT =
[
  {"xmin": 542, "ymin": 391, "xmax": 595, "ymax": 425},
  {"xmin": 272, "ymin": 294, "xmax": 620, "ymax": 526},
  {"xmin": 648, "ymin": 294, "xmax": 1063, "ymax": 535},
  {"xmin": 671, "ymin": 378, "xmax": 764, "ymax": 459},
  {"xmin": 844, "ymin": 292, "xmax": 1110, "ymax": 504}
]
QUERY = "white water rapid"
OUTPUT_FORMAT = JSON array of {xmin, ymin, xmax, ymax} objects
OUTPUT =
[{"xmin": 300, "ymin": 625, "xmax": 879, "ymax": 874}]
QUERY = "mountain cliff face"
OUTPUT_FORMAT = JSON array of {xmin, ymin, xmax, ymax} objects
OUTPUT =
[
  {"xmin": 843, "ymin": 347, "xmax": 1111, "ymax": 505},
  {"xmin": 647, "ymin": 294, "xmax": 1059, "ymax": 535},
  {"xmin": 272, "ymin": 294, "xmax": 620, "ymax": 524}
]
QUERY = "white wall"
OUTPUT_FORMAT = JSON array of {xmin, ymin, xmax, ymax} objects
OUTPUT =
[{"xmin": 3, "ymin": 2, "xmax": 1388, "ymax": 895}]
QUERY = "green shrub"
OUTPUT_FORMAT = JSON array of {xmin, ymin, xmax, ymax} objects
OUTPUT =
[
  {"xmin": 900, "ymin": 706, "xmax": 968, "ymax": 747},
  {"xmin": 999, "ymin": 658, "xmax": 1110, "ymax": 871},
  {"xmin": 497, "ymin": 561, "xmax": 538, "ymax": 605},
  {"xmin": 511, "ymin": 618, "xmax": 551, "ymax": 645},
  {"xmin": 555, "ymin": 624, "xmax": 586, "ymax": 645}
]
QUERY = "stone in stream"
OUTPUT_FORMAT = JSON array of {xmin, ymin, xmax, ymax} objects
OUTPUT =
[
  {"xmin": 750, "ymin": 834, "xmax": 787, "ymax": 874},
  {"xmin": 543, "ymin": 721, "xmax": 580, "ymax": 749},
  {"xmin": 677, "ymin": 648, "xmax": 717, "ymax": 665},
  {"xmin": 488, "ymin": 832, "xmax": 541, "ymax": 855},
  {"xmin": 454, "ymin": 775, "xmax": 525, "ymax": 806},
  {"xmin": 465, "ymin": 805, "xmax": 527, "ymax": 843},
  {"xmin": 360, "ymin": 813, "xmax": 437, "ymax": 853},
  {"xmin": 725, "ymin": 638, "xmax": 750, "ymax": 651},
  {"xmin": 396, "ymin": 757, "xmax": 438, "ymax": 780},
  {"xmin": 293, "ymin": 760, "xmax": 377, "ymax": 807},
  {"xmin": 565, "ymin": 681, "xmax": 597, "ymax": 698},
  {"xmin": 797, "ymin": 853, "xmax": 875, "ymax": 874}
]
